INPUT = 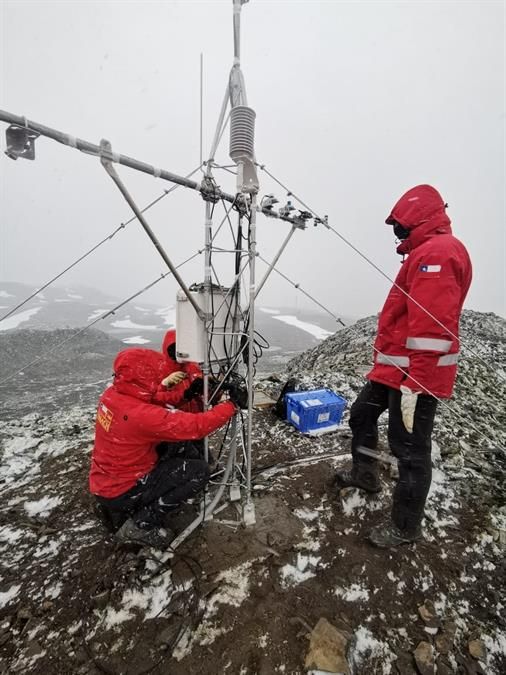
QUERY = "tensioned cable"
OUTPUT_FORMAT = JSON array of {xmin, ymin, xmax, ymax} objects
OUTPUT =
[
  {"xmin": 0, "ymin": 251, "xmax": 202, "ymax": 386},
  {"xmin": 256, "ymin": 163, "xmax": 504, "ymax": 383},
  {"xmin": 257, "ymin": 254, "xmax": 346, "ymax": 327},
  {"xmin": 0, "ymin": 164, "xmax": 203, "ymax": 324}
]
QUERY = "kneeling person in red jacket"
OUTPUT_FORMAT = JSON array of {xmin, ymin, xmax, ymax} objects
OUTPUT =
[
  {"xmin": 89, "ymin": 348, "xmax": 239, "ymax": 547},
  {"xmin": 335, "ymin": 185, "xmax": 472, "ymax": 548}
]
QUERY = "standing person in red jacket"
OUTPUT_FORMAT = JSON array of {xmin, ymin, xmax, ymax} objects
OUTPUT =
[
  {"xmin": 335, "ymin": 185, "xmax": 472, "ymax": 548},
  {"xmin": 89, "ymin": 348, "xmax": 241, "ymax": 547}
]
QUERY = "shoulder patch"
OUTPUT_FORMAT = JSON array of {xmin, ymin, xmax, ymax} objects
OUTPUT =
[
  {"xmin": 97, "ymin": 403, "xmax": 114, "ymax": 432},
  {"xmin": 419, "ymin": 264, "xmax": 441, "ymax": 273}
]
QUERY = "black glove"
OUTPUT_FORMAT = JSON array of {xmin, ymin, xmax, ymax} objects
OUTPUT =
[
  {"xmin": 183, "ymin": 377, "xmax": 204, "ymax": 401},
  {"xmin": 228, "ymin": 383, "xmax": 248, "ymax": 409}
]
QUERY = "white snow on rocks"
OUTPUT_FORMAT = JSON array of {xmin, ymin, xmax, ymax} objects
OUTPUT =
[
  {"xmin": 280, "ymin": 553, "xmax": 321, "ymax": 587},
  {"xmin": 335, "ymin": 583, "xmax": 370, "ymax": 602},
  {"xmin": 0, "ymin": 584, "xmax": 21, "ymax": 609},
  {"xmin": 24, "ymin": 496, "xmax": 62, "ymax": 518},
  {"xmin": 349, "ymin": 626, "xmax": 397, "ymax": 674}
]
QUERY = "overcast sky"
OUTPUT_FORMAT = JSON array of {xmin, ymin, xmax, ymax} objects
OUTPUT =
[{"xmin": 1, "ymin": 0, "xmax": 504, "ymax": 320}]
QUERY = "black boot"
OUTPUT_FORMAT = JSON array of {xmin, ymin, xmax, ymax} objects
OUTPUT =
[
  {"xmin": 335, "ymin": 464, "xmax": 381, "ymax": 494},
  {"xmin": 369, "ymin": 520, "xmax": 422, "ymax": 548}
]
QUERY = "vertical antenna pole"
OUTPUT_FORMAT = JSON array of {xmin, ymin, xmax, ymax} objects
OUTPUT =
[
  {"xmin": 244, "ymin": 192, "xmax": 257, "ymax": 525},
  {"xmin": 200, "ymin": 53, "xmax": 204, "ymax": 168},
  {"xmin": 202, "ymin": 198, "xmax": 213, "ymax": 463}
]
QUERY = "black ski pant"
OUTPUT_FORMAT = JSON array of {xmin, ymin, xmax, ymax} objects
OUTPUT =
[
  {"xmin": 96, "ymin": 442, "xmax": 210, "ymax": 532},
  {"xmin": 349, "ymin": 381, "xmax": 438, "ymax": 533}
]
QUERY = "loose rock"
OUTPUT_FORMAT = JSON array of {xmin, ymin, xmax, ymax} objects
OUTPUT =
[
  {"xmin": 305, "ymin": 617, "xmax": 350, "ymax": 674},
  {"xmin": 413, "ymin": 641, "xmax": 435, "ymax": 675}
]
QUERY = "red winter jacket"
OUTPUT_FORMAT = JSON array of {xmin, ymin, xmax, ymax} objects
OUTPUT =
[
  {"xmin": 89, "ymin": 348, "xmax": 236, "ymax": 498},
  {"xmin": 155, "ymin": 329, "xmax": 203, "ymax": 412},
  {"xmin": 367, "ymin": 185, "xmax": 472, "ymax": 399}
]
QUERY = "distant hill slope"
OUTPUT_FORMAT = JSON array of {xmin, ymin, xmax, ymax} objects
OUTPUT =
[{"xmin": 0, "ymin": 328, "xmax": 123, "ymax": 420}]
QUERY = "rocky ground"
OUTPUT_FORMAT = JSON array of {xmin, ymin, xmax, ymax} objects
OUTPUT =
[{"xmin": 0, "ymin": 310, "xmax": 505, "ymax": 674}]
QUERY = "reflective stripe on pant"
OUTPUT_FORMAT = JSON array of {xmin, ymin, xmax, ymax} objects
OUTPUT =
[
  {"xmin": 97, "ymin": 447, "xmax": 210, "ymax": 530},
  {"xmin": 350, "ymin": 381, "xmax": 438, "ymax": 532}
]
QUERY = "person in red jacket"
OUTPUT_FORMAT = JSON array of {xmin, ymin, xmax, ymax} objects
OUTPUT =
[
  {"xmin": 154, "ymin": 329, "xmax": 204, "ymax": 413},
  {"xmin": 335, "ymin": 184, "xmax": 472, "ymax": 548},
  {"xmin": 89, "ymin": 348, "xmax": 240, "ymax": 547}
]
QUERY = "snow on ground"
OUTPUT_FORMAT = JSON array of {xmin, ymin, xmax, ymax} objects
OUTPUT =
[
  {"xmin": 87, "ymin": 308, "xmax": 109, "ymax": 322},
  {"xmin": 349, "ymin": 626, "xmax": 397, "ymax": 674},
  {"xmin": 0, "ymin": 307, "xmax": 41, "ymax": 331},
  {"xmin": 110, "ymin": 317, "xmax": 158, "ymax": 330},
  {"xmin": 280, "ymin": 553, "xmax": 321, "ymax": 587},
  {"xmin": 0, "ymin": 290, "xmax": 14, "ymax": 298},
  {"xmin": 258, "ymin": 307, "xmax": 280, "ymax": 315},
  {"xmin": 155, "ymin": 306, "xmax": 176, "ymax": 326},
  {"xmin": 122, "ymin": 336, "xmax": 151, "ymax": 344},
  {"xmin": 0, "ymin": 585, "xmax": 21, "ymax": 609},
  {"xmin": 272, "ymin": 314, "xmax": 332, "ymax": 340},
  {"xmin": 24, "ymin": 496, "xmax": 62, "ymax": 518}
]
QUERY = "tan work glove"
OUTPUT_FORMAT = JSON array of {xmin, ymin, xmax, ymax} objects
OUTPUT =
[
  {"xmin": 400, "ymin": 385, "xmax": 419, "ymax": 433},
  {"xmin": 161, "ymin": 371, "xmax": 187, "ymax": 388}
]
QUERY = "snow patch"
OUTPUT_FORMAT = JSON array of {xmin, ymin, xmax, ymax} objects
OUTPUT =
[
  {"xmin": 111, "ymin": 317, "xmax": 158, "ymax": 330},
  {"xmin": 0, "ymin": 584, "xmax": 21, "ymax": 609},
  {"xmin": 122, "ymin": 335, "xmax": 151, "ymax": 345},
  {"xmin": 350, "ymin": 626, "xmax": 397, "ymax": 674},
  {"xmin": 24, "ymin": 496, "xmax": 62, "ymax": 518},
  {"xmin": 335, "ymin": 583, "xmax": 370, "ymax": 602},
  {"xmin": 155, "ymin": 306, "xmax": 175, "ymax": 326},
  {"xmin": 87, "ymin": 308, "xmax": 108, "ymax": 322},
  {"xmin": 280, "ymin": 554, "xmax": 320, "ymax": 587},
  {"xmin": 272, "ymin": 314, "xmax": 332, "ymax": 341},
  {"xmin": 0, "ymin": 306, "xmax": 41, "ymax": 331}
]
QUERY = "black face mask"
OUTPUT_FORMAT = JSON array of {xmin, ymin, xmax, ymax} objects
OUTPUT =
[
  {"xmin": 393, "ymin": 222, "xmax": 410, "ymax": 240},
  {"xmin": 167, "ymin": 343, "xmax": 176, "ymax": 360}
]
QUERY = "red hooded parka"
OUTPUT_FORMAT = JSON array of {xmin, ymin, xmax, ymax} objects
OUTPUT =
[
  {"xmin": 367, "ymin": 185, "xmax": 472, "ymax": 399},
  {"xmin": 89, "ymin": 348, "xmax": 236, "ymax": 498},
  {"xmin": 154, "ymin": 329, "xmax": 203, "ymax": 412}
]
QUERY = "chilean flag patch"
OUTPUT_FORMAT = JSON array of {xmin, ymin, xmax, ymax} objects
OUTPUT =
[{"xmin": 420, "ymin": 264, "xmax": 441, "ymax": 273}]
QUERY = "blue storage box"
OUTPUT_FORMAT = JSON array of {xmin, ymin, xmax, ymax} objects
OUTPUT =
[{"xmin": 285, "ymin": 389, "xmax": 347, "ymax": 434}]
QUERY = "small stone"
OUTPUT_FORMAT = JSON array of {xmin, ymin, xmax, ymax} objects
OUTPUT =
[
  {"xmin": 25, "ymin": 640, "xmax": 44, "ymax": 658},
  {"xmin": 435, "ymin": 622, "xmax": 456, "ymax": 655},
  {"xmin": 413, "ymin": 641, "xmax": 435, "ymax": 675},
  {"xmin": 305, "ymin": 618, "xmax": 350, "ymax": 674},
  {"xmin": 156, "ymin": 625, "xmax": 177, "ymax": 647},
  {"xmin": 41, "ymin": 600, "xmax": 53, "ymax": 612},
  {"xmin": 16, "ymin": 607, "xmax": 31, "ymax": 622},
  {"xmin": 418, "ymin": 600, "xmax": 440, "ymax": 629},
  {"xmin": 468, "ymin": 639, "xmax": 486, "ymax": 660},
  {"xmin": 90, "ymin": 591, "xmax": 109, "ymax": 610}
]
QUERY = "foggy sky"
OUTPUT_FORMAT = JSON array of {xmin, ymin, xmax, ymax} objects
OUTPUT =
[{"xmin": 1, "ymin": 0, "xmax": 505, "ymax": 320}]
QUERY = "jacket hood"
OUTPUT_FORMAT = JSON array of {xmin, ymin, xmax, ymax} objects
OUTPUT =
[
  {"xmin": 386, "ymin": 184, "xmax": 452, "ymax": 255},
  {"xmin": 162, "ymin": 329, "xmax": 176, "ymax": 361},
  {"xmin": 113, "ymin": 348, "xmax": 165, "ymax": 402}
]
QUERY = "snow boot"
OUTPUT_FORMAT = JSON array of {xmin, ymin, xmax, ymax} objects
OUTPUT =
[
  {"xmin": 115, "ymin": 519, "xmax": 175, "ymax": 549},
  {"xmin": 369, "ymin": 521, "xmax": 422, "ymax": 548},
  {"xmin": 334, "ymin": 464, "xmax": 381, "ymax": 494}
]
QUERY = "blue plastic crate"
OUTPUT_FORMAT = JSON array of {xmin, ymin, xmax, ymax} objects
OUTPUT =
[{"xmin": 285, "ymin": 389, "xmax": 347, "ymax": 434}]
